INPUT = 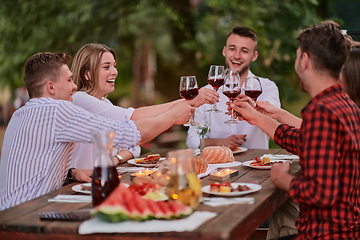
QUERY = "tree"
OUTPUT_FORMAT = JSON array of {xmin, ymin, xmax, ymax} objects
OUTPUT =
[{"xmin": 0, "ymin": 0, "xmax": 324, "ymax": 107}]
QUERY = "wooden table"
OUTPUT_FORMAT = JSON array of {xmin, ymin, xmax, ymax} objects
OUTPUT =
[{"xmin": 0, "ymin": 149, "xmax": 300, "ymax": 240}]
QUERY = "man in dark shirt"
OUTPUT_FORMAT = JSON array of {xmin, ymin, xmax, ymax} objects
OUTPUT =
[{"xmin": 231, "ymin": 20, "xmax": 360, "ymax": 239}]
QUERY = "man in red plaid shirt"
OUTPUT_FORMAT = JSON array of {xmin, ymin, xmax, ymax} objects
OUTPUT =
[{"xmin": 231, "ymin": 20, "xmax": 360, "ymax": 239}]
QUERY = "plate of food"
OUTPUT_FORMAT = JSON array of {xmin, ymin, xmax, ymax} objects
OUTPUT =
[
  {"xmin": 127, "ymin": 154, "xmax": 166, "ymax": 167},
  {"xmin": 72, "ymin": 183, "xmax": 92, "ymax": 194},
  {"xmin": 72, "ymin": 183, "xmax": 129, "ymax": 194},
  {"xmin": 202, "ymin": 182, "xmax": 262, "ymax": 196},
  {"xmin": 242, "ymin": 156, "xmax": 289, "ymax": 169},
  {"xmin": 231, "ymin": 147, "xmax": 248, "ymax": 155}
]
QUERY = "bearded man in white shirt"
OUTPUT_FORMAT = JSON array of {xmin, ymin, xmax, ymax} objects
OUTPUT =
[
  {"xmin": 0, "ymin": 52, "xmax": 194, "ymax": 210},
  {"xmin": 187, "ymin": 26, "xmax": 280, "ymax": 150}
]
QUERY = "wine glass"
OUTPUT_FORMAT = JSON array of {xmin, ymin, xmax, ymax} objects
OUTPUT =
[
  {"xmin": 207, "ymin": 65, "xmax": 225, "ymax": 112},
  {"xmin": 179, "ymin": 76, "xmax": 199, "ymax": 126},
  {"xmin": 222, "ymin": 69, "xmax": 241, "ymax": 124},
  {"xmin": 244, "ymin": 76, "xmax": 262, "ymax": 103},
  {"xmin": 192, "ymin": 109, "xmax": 210, "ymax": 151}
]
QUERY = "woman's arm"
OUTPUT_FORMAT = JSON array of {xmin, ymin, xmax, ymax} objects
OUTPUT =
[{"xmin": 131, "ymin": 88, "xmax": 218, "ymax": 119}]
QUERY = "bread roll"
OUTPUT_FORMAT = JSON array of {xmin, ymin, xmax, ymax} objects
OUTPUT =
[
  {"xmin": 201, "ymin": 146, "xmax": 234, "ymax": 164},
  {"xmin": 193, "ymin": 156, "xmax": 208, "ymax": 174}
]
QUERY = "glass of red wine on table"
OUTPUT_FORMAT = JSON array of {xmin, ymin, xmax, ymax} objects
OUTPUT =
[
  {"xmin": 244, "ymin": 76, "xmax": 262, "ymax": 104},
  {"xmin": 207, "ymin": 65, "xmax": 225, "ymax": 112},
  {"xmin": 223, "ymin": 69, "xmax": 241, "ymax": 124},
  {"xmin": 179, "ymin": 76, "xmax": 199, "ymax": 126}
]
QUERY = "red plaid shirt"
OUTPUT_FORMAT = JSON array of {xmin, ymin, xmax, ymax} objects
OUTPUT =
[{"xmin": 274, "ymin": 84, "xmax": 360, "ymax": 239}]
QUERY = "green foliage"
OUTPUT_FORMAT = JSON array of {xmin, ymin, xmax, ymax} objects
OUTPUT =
[{"xmin": 0, "ymin": 0, "xmax": 324, "ymax": 106}]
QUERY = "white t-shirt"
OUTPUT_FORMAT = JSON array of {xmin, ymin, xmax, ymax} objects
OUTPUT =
[
  {"xmin": 186, "ymin": 71, "xmax": 281, "ymax": 149},
  {"xmin": 71, "ymin": 92, "xmax": 140, "ymax": 169},
  {"xmin": 0, "ymin": 98, "xmax": 140, "ymax": 210}
]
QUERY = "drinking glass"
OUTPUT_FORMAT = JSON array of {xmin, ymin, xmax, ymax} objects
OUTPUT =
[
  {"xmin": 165, "ymin": 149, "xmax": 202, "ymax": 209},
  {"xmin": 207, "ymin": 65, "xmax": 225, "ymax": 112},
  {"xmin": 222, "ymin": 69, "xmax": 241, "ymax": 124},
  {"xmin": 244, "ymin": 76, "xmax": 262, "ymax": 103},
  {"xmin": 192, "ymin": 109, "xmax": 210, "ymax": 151},
  {"xmin": 179, "ymin": 76, "xmax": 199, "ymax": 126}
]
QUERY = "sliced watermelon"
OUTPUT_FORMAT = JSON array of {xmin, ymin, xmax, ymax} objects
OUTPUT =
[
  {"xmin": 91, "ymin": 184, "xmax": 194, "ymax": 222},
  {"xmin": 167, "ymin": 201, "xmax": 193, "ymax": 218},
  {"xmin": 130, "ymin": 190, "xmax": 154, "ymax": 221},
  {"xmin": 146, "ymin": 199, "xmax": 166, "ymax": 219}
]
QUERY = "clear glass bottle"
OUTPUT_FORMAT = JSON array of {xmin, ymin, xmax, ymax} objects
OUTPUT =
[
  {"xmin": 165, "ymin": 149, "xmax": 202, "ymax": 209},
  {"xmin": 91, "ymin": 130, "xmax": 120, "ymax": 207}
]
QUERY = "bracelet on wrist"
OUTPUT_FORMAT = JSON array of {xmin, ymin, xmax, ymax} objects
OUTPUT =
[{"xmin": 114, "ymin": 154, "xmax": 123, "ymax": 164}]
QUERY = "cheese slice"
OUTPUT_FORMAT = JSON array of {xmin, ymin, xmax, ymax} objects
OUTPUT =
[{"xmin": 262, "ymin": 156, "xmax": 271, "ymax": 165}]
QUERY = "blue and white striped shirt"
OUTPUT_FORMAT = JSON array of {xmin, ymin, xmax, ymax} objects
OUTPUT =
[{"xmin": 0, "ymin": 98, "xmax": 140, "ymax": 210}]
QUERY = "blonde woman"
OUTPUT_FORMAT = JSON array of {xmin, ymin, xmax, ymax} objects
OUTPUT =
[{"xmin": 70, "ymin": 43, "xmax": 218, "ymax": 169}]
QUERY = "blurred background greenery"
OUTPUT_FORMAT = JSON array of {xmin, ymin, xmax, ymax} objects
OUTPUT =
[{"xmin": 0, "ymin": 0, "xmax": 359, "ymax": 150}]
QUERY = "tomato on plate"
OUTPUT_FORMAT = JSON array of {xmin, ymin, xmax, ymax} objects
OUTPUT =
[{"xmin": 128, "ymin": 183, "xmax": 158, "ymax": 196}]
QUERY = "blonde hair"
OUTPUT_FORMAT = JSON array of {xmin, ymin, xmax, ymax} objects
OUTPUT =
[{"xmin": 71, "ymin": 43, "xmax": 117, "ymax": 96}]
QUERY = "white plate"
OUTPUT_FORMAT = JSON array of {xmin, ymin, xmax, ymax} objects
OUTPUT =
[
  {"xmin": 232, "ymin": 147, "xmax": 248, "ymax": 155},
  {"xmin": 242, "ymin": 160, "xmax": 290, "ymax": 169},
  {"xmin": 127, "ymin": 158, "xmax": 166, "ymax": 167},
  {"xmin": 72, "ymin": 183, "xmax": 91, "ymax": 194},
  {"xmin": 72, "ymin": 183, "xmax": 129, "ymax": 194},
  {"xmin": 208, "ymin": 161, "xmax": 242, "ymax": 168},
  {"xmin": 202, "ymin": 183, "xmax": 262, "ymax": 196}
]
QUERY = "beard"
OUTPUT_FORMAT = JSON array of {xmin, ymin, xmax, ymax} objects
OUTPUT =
[
  {"xmin": 295, "ymin": 69, "xmax": 307, "ymax": 93},
  {"xmin": 238, "ymin": 64, "xmax": 250, "ymax": 77}
]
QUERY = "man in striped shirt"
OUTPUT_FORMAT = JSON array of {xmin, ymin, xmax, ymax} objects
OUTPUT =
[{"xmin": 0, "ymin": 52, "xmax": 194, "ymax": 210}]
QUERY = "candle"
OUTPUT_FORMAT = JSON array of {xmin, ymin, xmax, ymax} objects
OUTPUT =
[
  {"xmin": 209, "ymin": 169, "xmax": 238, "ymax": 181},
  {"xmin": 130, "ymin": 169, "xmax": 155, "ymax": 181}
]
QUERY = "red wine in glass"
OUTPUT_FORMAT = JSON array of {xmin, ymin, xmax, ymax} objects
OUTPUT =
[
  {"xmin": 180, "ymin": 88, "xmax": 199, "ymax": 100},
  {"xmin": 91, "ymin": 165, "xmax": 120, "ymax": 207},
  {"xmin": 244, "ymin": 76, "xmax": 263, "ymax": 103},
  {"xmin": 223, "ymin": 90, "xmax": 241, "ymax": 101},
  {"xmin": 244, "ymin": 90, "xmax": 262, "ymax": 101},
  {"xmin": 179, "ymin": 76, "xmax": 199, "ymax": 126},
  {"xmin": 207, "ymin": 65, "xmax": 225, "ymax": 112},
  {"xmin": 208, "ymin": 77, "xmax": 224, "ymax": 91},
  {"xmin": 223, "ymin": 69, "xmax": 241, "ymax": 124}
]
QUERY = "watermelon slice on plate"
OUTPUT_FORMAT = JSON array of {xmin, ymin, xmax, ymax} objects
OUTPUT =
[{"xmin": 91, "ymin": 184, "xmax": 193, "ymax": 222}]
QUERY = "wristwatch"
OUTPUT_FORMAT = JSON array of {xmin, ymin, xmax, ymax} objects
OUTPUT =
[
  {"xmin": 114, "ymin": 154, "xmax": 123, "ymax": 164},
  {"xmin": 67, "ymin": 168, "xmax": 76, "ymax": 183}
]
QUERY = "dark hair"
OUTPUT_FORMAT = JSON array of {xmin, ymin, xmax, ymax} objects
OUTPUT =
[
  {"xmin": 24, "ymin": 52, "xmax": 71, "ymax": 98},
  {"xmin": 342, "ymin": 44, "xmax": 360, "ymax": 107},
  {"xmin": 297, "ymin": 20, "xmax": 351, "ymax": 79},
  {"xmin": 71, "ymin": 43, "xmax": 117, "ymax": 96},
  {"xmin": 227, "ymin": 26, "xmax": 258, "ymax": 49}
]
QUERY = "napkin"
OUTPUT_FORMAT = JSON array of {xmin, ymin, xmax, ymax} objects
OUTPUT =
[
  {"xmin": 48, "ymin": 195, "xmax": 92, "ymax": 203},
  {"xmin": 197, "ymin": 165, "xmax": 218, "ymax": 179},
  {"xmin": 262, "ymin": 154, "xmax": 299, "ymax": 160},
  {"xmin": 202, "ymin": 197, "xmax": 255, "ymax": 207},
  {"xmin": 78, "ymin": 211, "xmax": 217, "ymax": 234}
]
